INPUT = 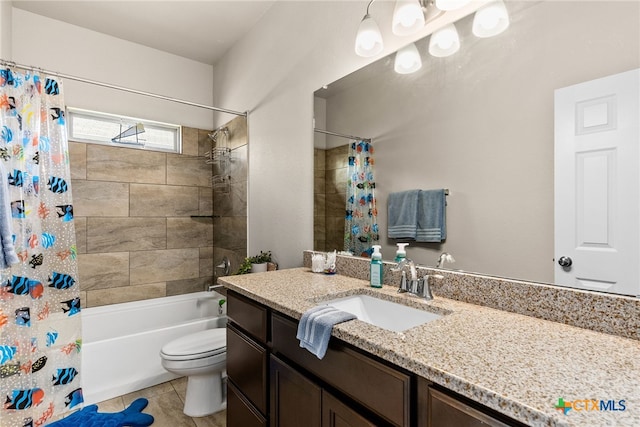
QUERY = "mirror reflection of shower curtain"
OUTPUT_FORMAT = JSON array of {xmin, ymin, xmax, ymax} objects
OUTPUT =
[
  {"xmin": 0, "ymin": 67, "xmax": 82, "ymax": 425},
  {"xmin": 344, "ymin": 140, "xmax": 379, "ymax": 257}
]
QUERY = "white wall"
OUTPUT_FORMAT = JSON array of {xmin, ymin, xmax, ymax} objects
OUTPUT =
[
  {"xmin": 11, "ymin": 8, "xmax": 215, "ymax": 130},
  {"xmin": 211, "ymin": 0, "xmax": 484, "ymax": 268},
  {"xmin": 0, "ymin": 1, "xmax": 11, "ymax": 59}
]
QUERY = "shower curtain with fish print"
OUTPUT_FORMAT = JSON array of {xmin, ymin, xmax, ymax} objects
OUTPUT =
[
  {"xmin": 0, "ymin": 67, "xmax": 82, "ymax": 426},
  {"xmin": 344, "ymin": 140, "xmax": 379, "ymax": 257}
]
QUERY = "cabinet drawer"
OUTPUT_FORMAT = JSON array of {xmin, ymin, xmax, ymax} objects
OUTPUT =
[
  {"xmin": 227, "ymin": 380, "xmax": 267, "ymax": 427},
  {"xmin": 228, "ymin": 290, "xmax": 268, "ymax": 343},
  {"xmin": 227, "ymin": 323, "xmax": 268, "ymax": 415},
  {"xmin": 428, "ymin": 387, "xmax": 514, "ymax": 427},
  {"xmin": 271, "ymin": 313, "xmax": 411, "ymax": 427}
]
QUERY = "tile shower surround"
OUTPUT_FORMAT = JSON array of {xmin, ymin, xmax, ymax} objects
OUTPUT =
[
  {"xmin": 70, "ymin": 127, "xmax": 216, "ymax": 308},
  {"xmin": 314, "ymin": 145, "xmax": 348, "ymax": 252},
  {"xmin": 303, "ymin": 251, "xmax": 640, "ymax": 341}
]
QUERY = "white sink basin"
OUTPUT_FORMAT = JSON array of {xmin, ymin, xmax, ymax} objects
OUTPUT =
[{"xmin": 324, "ymin": 294, "xmax": 442, "ymax": 332}]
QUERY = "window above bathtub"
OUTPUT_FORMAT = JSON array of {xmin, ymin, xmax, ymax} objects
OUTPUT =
[{"xmin": 67, "ymin": 107, "xmax": 182, "ymax": 154}]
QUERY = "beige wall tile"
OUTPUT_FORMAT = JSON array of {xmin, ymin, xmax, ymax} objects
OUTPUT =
[
  {"xmin": 314, "ymin": 148, "xmax": 326, "ymax": 170},
  {"xmin": 72, "ymin": 180, "xmax": 129, "ymax": 217},
  {"xmin": 326, "ymin": 167, "xmax": 347, "ymax": 194},
  {"xmin": 167, "ymin": 154, "xmax": 212, "ymax": 187},
  {"xmin": 326, "ymin": 145, "xmax": 349, "ymax": 170},
  {"xmin": 78, "ymin": 252, "xmax": 130, "ymax": 290},
  {"xmin": 130, "ymin": 248, "xmax": 199, "ymax": 285},
  {"xmin": 213, "ymin": 217, "xmax": 247, "ymax": 252},
  {"xmin": 199, "ymin": 246, "xmax": 214, "ymax": 277},
  {"xmin": 198, "ymin": 129, "xmax": 212, "ymax": 157},
  {"xmin": 314, "ymin": 193, "xmax": 326, "ymax": 217},
  {"xmin": 213, "ymin": 181, "xmax": 246, "ymax": 217},
  {"xmin": 69, "ymin": 142, "xmax": 87, "ymax": 180},
  {"xmin": 166, "ymin": 277, "xmax": 211, "ymax": 296},
  {"xmin": 314, "ymin": 169, "xmax": 326, "ymax": 194},
  {"xmin": 86, "ymin": 145, "xmax": 166, "ymax": 184},
  {"xmin": 167, "ymin": 217, "xmax": 212, "ymax": 249},
  {"xmin": 181, "ymin": 126, "xmax": 199, "ymax": 157},
  {"xmin": 130, "ymin": 184, "xmax": 199, "ymax": 217},
  {"xmin": 87, "ymin": 217, "xmax": 166, "ymax": 253},
  {"xmin": 326, "ymin": 192, "xmax": 346, "ymax": 217},
  {"xmin": 199, "ymin": 187, "xmax": 213, "ymax": 216},
  {"xmin": 225, "ymin": 116, "xmax": 247, "ymax": 151},
  {"xmin": 74, "ymin": 216, "xmax": 87, "ymax": 254},
  {"xmin": 86, "ymin": 282, "xmax": 166, "ymax": 307}
]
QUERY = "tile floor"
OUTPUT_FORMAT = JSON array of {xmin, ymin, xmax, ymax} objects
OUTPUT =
[{"xmin": 95, "ymin": 377, "xmax": 226, "ymax": 427}]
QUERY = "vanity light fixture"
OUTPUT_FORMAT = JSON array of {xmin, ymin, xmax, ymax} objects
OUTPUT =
[
  {"xmin": 392, "ymin": 0, "xmax": 426, "ymax": 36},
  {"xmin": 472, "ymin": 0, "xmax": 510, "ymax": 38},
  {"xmin": 394, "ymin": 42, "xmax": 422, "ymax": 74},
  {"xmin": 428, "ymin": 23, "xmax": 460, "ymax": 57},
  {"xmin": 355, "ymin": 0, "xmax": 384, "ymax": 57}
]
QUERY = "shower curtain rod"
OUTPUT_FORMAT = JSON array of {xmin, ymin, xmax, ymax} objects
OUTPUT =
[
  {"xmin": 0, "ymin": 59, "xmax": 247, "ymax": 117},
  {"xmin": 314, "ymin": 128, "xmax": 371, "ymax": 142}
]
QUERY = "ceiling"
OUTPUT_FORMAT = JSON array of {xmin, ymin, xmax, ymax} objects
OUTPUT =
[{"xmin": 11, "ymin": 0, "xmax": 277, "ymax": 65}]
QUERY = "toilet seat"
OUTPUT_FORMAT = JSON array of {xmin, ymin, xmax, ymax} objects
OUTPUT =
[{"xmin": 161, "ymin": 328, "xmax": 226, "ymax": 361}]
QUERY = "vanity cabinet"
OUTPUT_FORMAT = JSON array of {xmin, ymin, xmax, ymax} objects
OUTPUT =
[{"xmin": 226, "ymin": 289, "xmax": 524, "ymax": 427}]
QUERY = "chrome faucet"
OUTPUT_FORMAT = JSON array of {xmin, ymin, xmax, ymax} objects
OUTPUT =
[{"xmin": 392, "ymin": 259, "xmax": 433, "ymax": 300}]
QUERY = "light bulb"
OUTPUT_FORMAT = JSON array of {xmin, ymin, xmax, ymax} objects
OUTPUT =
[
  {"xmin": 473, "ymin": 0, "xmax": 510, "ymax": 38},
  {"xmin": 355, "ymin": 14, "xmax": 384, "ymax": 57},
  {"xmin": 394, "ymin": 43, "xmax": 422, "ymax": 74},
  {"xmin": 392, "ymin": 0, "xmax": 425, "ymax": 36},
  {"xmin": 429, "ymin": 23, "xmax": 460, "ymax": 57}
]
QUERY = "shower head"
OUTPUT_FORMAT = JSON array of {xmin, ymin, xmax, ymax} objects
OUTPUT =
[{"xmin": 208, "ymin": 127, "xmax": 229, "ymax": 142}]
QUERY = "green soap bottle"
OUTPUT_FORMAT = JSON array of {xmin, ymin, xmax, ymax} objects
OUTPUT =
[{"xmin": 370, "ymin": 245, "xmax": 383, "ymax": 288}]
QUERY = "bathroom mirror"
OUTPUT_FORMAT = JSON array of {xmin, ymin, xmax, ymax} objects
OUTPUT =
[{"xmin": 313, "ymin": 1, "xmax": 640, "ymax": 295}]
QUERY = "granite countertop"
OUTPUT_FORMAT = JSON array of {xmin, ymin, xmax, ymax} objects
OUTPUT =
[{"xmin": 218, "ymin": 268, "xmax": 640, "ymax": 427}]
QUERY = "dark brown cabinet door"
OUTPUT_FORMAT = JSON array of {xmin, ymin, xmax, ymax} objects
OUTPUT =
[
  {"xmin": 322, "ymin": 391, "xmax": 377, "ymax": 427},
  {"xmin": 227, "ymin": 323, "xmax": 268, "ymax": 415},
  {"xmin": 227, "ymin": 381, "xmax": 267, "ymax": 427},
  {"xmin": 270, "ymin": 355, "xmax": 322, "ymax": 427}
]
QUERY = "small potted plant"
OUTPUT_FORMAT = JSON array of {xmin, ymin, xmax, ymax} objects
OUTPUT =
[{"xmin": 236, "ymin": 251, "xmax": 273, "ymax": 274}]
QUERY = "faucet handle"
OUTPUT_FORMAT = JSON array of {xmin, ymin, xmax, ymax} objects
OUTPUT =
[{"xmin": 397, "ymin": 271, "xmax": 410, "ymax": 293}]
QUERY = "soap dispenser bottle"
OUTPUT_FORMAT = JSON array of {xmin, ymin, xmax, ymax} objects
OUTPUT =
[
  {"xmin": 395, "ymin": 243, "xmax": 409, "ymax": 262},
  {"xmin": 370, "ymin": 245, "xmax": 383, "ymax": 288}
]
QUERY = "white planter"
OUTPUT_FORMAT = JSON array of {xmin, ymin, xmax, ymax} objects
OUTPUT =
[{"xmin": 250, "ymin": 263, "xmax": 268, "ymax": 273}]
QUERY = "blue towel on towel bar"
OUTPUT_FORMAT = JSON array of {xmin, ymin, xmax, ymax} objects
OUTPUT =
[
  {"xmin": 387, "ymin": 189, "xmax": 420, "ymax": 239},
  {"xmin": 296, "ymin": 306, "xmax": 356, "ymax": 359},
  {"xmin": 416, "ymin": 189, "xmax": 447, "ymax": 242}
]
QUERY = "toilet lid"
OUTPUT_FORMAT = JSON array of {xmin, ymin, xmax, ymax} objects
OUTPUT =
[{"xmin": 161, "ymin": 328, "xmax": 226, "ymax": 359}]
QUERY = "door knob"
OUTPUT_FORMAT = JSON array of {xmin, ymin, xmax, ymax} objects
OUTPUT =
[{"xmin": 558, "ymin": 256, "xmax": 572, "ymax": 267}]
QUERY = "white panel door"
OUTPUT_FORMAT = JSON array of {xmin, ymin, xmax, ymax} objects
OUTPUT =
[{"xmin": 555, "ymin": 68, "xmax": 640, "ymax": 296}]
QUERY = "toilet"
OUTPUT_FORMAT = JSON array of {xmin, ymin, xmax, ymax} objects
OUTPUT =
[{"xmin": 160, "ymin": 328, "xmax": 227, "ymax": 417}]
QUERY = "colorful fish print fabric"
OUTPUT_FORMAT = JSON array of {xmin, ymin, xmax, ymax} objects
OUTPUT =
[
  {"xmin": 0, "ymin": 68, "xmax": 82, "ymax": 426},
  {"xmin": 344, "ymin": 140, "xmax": 379, "ymax": 257}
]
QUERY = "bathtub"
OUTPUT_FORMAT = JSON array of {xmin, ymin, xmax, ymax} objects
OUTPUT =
[{"xmin": 81, "ymin": 291, "xmax": 226, "ymax": 405}]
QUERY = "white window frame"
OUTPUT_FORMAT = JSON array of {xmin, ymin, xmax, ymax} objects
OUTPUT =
[{"xmin": 67, "ymin": 107, "xmax": 182, "ymax": 154}]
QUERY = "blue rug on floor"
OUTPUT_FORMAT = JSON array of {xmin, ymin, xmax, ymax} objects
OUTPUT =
[{"xmin": 48, "ymin": 397, "xmax": 154, "ymax": 427}]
